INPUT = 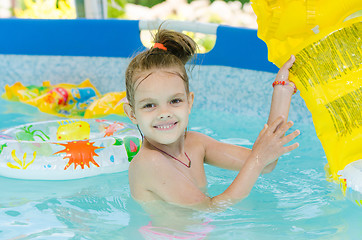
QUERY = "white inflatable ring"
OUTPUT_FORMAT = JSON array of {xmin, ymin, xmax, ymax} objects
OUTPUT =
[
  {"xmin": 338, "ymin": 160, "xmax": 362, "ymax": 206},
  {"xmin": 0, "ymin": 119, "xmax": 141, "ymax": 180}
]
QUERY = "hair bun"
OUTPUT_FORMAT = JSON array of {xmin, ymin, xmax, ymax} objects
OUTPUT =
[{"xmin": 154, "ymin": 29, "xmax": 197, "ymax": 64}]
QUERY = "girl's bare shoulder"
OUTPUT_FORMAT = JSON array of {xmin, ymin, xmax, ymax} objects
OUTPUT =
[
  {"xmin": 129, "ymin": 147, "xmax": 167, "ymax": 171},
  {"xmin": 186, "ymin": 131, "xmax": 219, "ymax": 146},
  {"xmin": 186, "ymin": 131, "xmax": 210, "ymax": 142},
  {"xmin": 128, "ymin": 149, "xmax": 169, "ymax": 201}
]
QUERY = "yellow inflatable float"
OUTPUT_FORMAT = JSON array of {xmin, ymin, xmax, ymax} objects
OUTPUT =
[{"xmin": 251, "ymin": 0, "xmax": 361, "ymax": 204}]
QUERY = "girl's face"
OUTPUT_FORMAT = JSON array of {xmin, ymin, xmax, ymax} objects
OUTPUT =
[{"xmin": 125, "ymin": 68, "xmax": 194, "ymax": 145}]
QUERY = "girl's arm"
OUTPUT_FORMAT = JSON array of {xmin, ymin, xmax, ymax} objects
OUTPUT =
[
  {"xmin": 263, "ymin": 55, "xmax": 296, "ymax": 173},
  {"xmin": 202, "ymin": 56, "xmax": 297, "ymax": 173},
  {"xmin": 201, "ymin": 133, "xmax": 251, "ymax": 171},
  {"xmin": 207, "ymin": 116, "xmax": 299, "ymax": 210},
  {"xmin": 135, "ymin": 116, "xmax": 299, "ymax": 212}
]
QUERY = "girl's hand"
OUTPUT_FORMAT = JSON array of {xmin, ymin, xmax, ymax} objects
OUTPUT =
[
  {"xmin": 251, "ymin": 116, "xmax": 299, "ymax": 167},
  {"xmin": 276, "ymin": 55, "xmax": 295, "ymax": 80},
  {"xmin": 274, "ymin": 55, "xmax": 296, "ymax": 93}
]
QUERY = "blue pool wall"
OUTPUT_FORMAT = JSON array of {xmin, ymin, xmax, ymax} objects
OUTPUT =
[
  {"xmin": 0, "ymin": 19, "xmax": 278, "ymax": 72},
  {"xmin": 0, "ymin": 19, "xmax": 311, "ymax": 122}
]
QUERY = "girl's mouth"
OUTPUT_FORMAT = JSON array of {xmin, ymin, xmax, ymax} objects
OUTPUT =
[{"xmin": 153, "ymin": 122, "xmax": 177, "ymax": 130}]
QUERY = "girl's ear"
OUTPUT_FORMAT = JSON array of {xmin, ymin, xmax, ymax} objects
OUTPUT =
[
  {"xmin": 123, "ymin": 103, "xmax": 138, "ymax": 124},
  {"xmin": 188, "ymin": 92, "xmax": 194, "ymax": 114}
]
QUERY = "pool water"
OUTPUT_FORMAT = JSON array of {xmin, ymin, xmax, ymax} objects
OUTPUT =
[
  {"xmin": 0, "ymin": 98, "xmax": 361, "ymax": 240},
  {"xmin": 0, "ymin": 59, "xmax": 361, "ymax": 239}
]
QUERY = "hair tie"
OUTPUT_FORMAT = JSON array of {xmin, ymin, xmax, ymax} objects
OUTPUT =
[{"xmin": 153, "ymin": 43, "xmax": 167, "ymax": 51}]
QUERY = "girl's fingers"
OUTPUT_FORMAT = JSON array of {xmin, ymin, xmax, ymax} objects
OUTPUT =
[
  {"xmin": 275, "ymin": 120, "xmax": 294, "ymax": 137},
  {"xmin": 268, "ymin": 116, "xmax": 285, "ymax": 134},
  {"xmin": 280, "ymin": 55, "xmax": 295, "ymax": 71},
  {"xmin": 276, "ymin": 55, "xmax": 295, "ymax": 81},
  {"xmin": 282, "ymin": 142, "xmax": 299, "ymax": 154},
  {"xmin": 255, "ymin": 124, "xmax": 268, "ymax": 142},
  {"xmin": 281, "ymin": 129, "xmax": 300, "ymax": 145},
  {"xmin": 284, "ymin": 55, "xmax": 295, "ymax": 69}
]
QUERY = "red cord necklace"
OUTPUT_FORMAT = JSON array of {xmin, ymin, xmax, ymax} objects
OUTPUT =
[{"xmin": 147, "ymin": 140, "xmax": 191, "ymax": 168}]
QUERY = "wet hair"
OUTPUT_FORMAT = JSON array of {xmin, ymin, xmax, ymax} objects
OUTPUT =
[{"xmin": 125, "ymin": 28, "xmax": 197, "ymax": 108}]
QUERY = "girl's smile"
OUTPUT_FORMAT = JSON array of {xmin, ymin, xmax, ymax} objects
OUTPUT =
[{"xmin": 153, "ymin": 121, "xmax": 178, "ymax": 130}]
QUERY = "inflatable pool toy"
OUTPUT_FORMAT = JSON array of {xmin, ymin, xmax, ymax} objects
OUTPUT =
[
  {"xmin": 2, "ymin": 79, "xmax": 127, "ymax": 118},
  {"xmin": 251, "ymin": 0, "xmax": 361, "ymax": 204},
  {"xmin": 288, "ymin": 19, "xmax": 361, "ymax": 204},
  {"xmin": 339, "ymin": 160, "xmax": 362, "ymax": 206},
  {"xmin": 288, "ymin": 18, "xmax": 362, "ymax": 180},
  {"xmin": 0, "ymin": 119, "xmax": 142, "ymax": 180},
  {"xmin": 84, "ymin": 91, "xmax": 128, "ymax": 118},
  {"xmin": 251, "ymin": 0, "xmax": 362, "ymax": 66}
]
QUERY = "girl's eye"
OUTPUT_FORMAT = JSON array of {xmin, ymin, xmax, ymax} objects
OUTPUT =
[
  {"xmin": 142, "ymin": 103, "xmax": 155, "ymax": 109},
  {"xmin": 171, "ymin": 98, "xmax": 182, "ymax": 104}
]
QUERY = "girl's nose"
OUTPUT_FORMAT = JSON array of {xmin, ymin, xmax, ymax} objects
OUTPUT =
[{"xmin": 157, "ymin": 106, "xmax": 172, "ymax": 119}]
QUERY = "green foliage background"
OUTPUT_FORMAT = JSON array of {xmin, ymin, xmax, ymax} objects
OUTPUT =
[
  {"xmin": 128, "ymin": 0, "xmax": 250, "ymax": 8},
  {"xmin": 108, "ymin": 0, "xmax": 127, "ymax": 18}
]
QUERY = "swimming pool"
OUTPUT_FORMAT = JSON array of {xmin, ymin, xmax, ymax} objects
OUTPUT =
[
  {"xmin": 0, "ymin": 19, "xmax": 361, "ymax": 239},
  {"xmin": 0, "ymin": 63, "xmax": 360, "ymax": 239}
]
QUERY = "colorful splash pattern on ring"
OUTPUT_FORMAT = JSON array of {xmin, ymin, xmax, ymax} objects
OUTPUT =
[
  {"xmin": 0, "ymin": 119, "xmax": 142, "ymax": 180},
  {"xmin": 251, "ymin": 0, "xmax": 362, "ymax": 204}
]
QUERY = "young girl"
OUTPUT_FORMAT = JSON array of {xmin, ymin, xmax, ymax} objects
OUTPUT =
[{"xmin": 123, "ymin": 29, "xmax": 299, "ymax": 213}]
